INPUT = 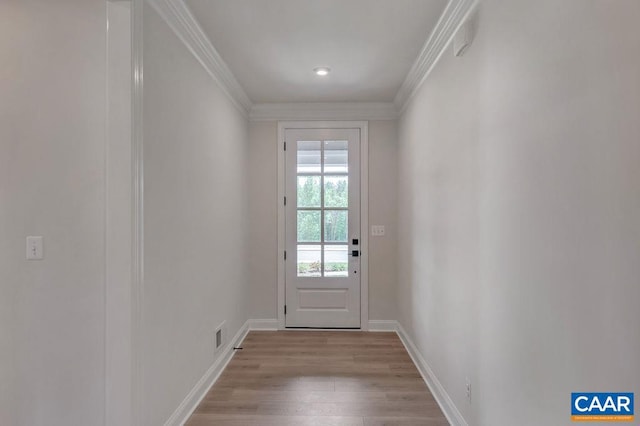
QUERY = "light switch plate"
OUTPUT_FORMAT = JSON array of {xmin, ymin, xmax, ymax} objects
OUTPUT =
[
  {"xmin": 26, "ymin": 236, "xmax": 44, "ymax": 260},
  {"xmin": 371, "ymin": 225, "xmax": 385, "ymax": 237}
]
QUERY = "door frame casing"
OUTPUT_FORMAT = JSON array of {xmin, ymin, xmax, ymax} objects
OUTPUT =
[{"xmin": 277, "ymin": 121, "xmax": 369, "ymax": 330}]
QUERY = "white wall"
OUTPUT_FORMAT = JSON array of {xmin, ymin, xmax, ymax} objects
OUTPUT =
[
  {"xmin": 247, "ymin": 121, "xmax": 279, "ymax": 319},
  {"xmin": 247, "ymin": 120, "xmax": 398, "ymax": 322},
  {"xmin": 368, "ymin": 121, "xmax": 398, "ymax": 320},
  {"xmin": 397, "ymin": 1, "xmax": 640, "ymax": 425},
  {"xmin": 106, "ymin": 1, "xmax": 133, "ymax": 425},
  {"xmin": 142, "ymin": 4, "xmax": 250, "ymax": 425},
  {"xmin": 0, "ymin": 1, "xmax": 108, "ymax": 425}
]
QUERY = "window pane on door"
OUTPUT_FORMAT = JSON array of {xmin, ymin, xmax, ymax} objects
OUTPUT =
[
  {"xmin": 324, "ymin": 245, "xmax": 348, "ymax": 277},
  {"xmin": 297, "ymin": 211, "xmax": 321, "ymax": 242},
  {"xmin": 324, "ymin": 176, "xmax": 348, "ymax": 208},
  {"xmin": 324, "ymin": 210, "xmax": 347, "ymax": 242},
  {"xmin": 298, "ymin": 245, "xmax": 321, "ymax": 277},
  {"xmin": 297, "ymin": 141, "xmax": 321, "ymax": 173},
  {"xmin": 324, "ymin": 140, "xmax": 348, "ymax": 173},
  {"xmin": 294, "ymin": 138, "xmax": 352, "ymax": 279},
  {"xmin": 297, "ymin": 176, "xmax": 321, "ymax": 208}
]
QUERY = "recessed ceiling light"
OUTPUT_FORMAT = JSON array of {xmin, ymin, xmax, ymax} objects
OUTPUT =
[{"xmin": 314, "ymin": 67, "xmax": 330, "ymax": 76}]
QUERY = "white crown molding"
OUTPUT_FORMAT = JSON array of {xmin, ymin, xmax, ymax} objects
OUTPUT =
[
  {"xmin": 144, "ymin": 0, "xmax": 479, "ymax": 118},
  {"xmin": 250, "ymin": 102, "xmax": 398, "ymax": 121},
  {"xmin": 141, "ymin": 0, "xmax": 479, "ymax": 119},
  {"xmin": 394, "ymin": 0, "xmax": 479, "ymax": 113},
  {"xmin": 147, "ymin": 0, "xmax": 253, "ymax": 117}
]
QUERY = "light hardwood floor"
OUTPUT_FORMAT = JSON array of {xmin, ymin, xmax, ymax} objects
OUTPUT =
[{"xmin": 186, "ymin": 331, "xmax": 448, "ymax": 426}]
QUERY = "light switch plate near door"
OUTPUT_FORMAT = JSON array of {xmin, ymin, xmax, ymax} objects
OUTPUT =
[{"xmin": 371, "ymin": 225, "xmax": 385, "ymax": 236}]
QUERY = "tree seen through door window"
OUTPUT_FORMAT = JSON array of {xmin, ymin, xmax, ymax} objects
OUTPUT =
[{"xmin": 297, "ymin": 178, "xmax": 347, "ymax": 242}]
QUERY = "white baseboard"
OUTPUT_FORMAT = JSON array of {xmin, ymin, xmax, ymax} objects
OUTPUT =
[
  {"xmin": 368, "ymin": 320, "xmax": 399, "ymax": 332},
  {"xmin": 164, "ymin": 320, "xmax": 250, "ymax": 426},
  {"xmin": 396, "ymin": 323, "xmax": 468, "ymax": 426},
  {"xmin": 248, "ymin": 318, "xmax": 279, "ymax": 330}
]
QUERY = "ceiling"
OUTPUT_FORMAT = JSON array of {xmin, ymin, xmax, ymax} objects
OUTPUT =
[{"xmin": 185, "ymin": 0, "xmax": 448, "ymax": 104}]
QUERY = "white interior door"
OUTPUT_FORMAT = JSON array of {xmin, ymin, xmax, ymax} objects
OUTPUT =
[{"xmin": 285, "ymin": 128, "xmax": 361, "ymax": 328}]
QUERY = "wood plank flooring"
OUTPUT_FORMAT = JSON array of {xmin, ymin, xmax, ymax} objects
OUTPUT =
[{"xmin": 186, "ymin": 331, "xmax": 448, "ymax": 426}]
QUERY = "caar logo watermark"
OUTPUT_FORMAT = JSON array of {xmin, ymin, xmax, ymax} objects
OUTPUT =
[{"xmin": 571, "ymin": 393, "xmax": 634, "ymax": 422}]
